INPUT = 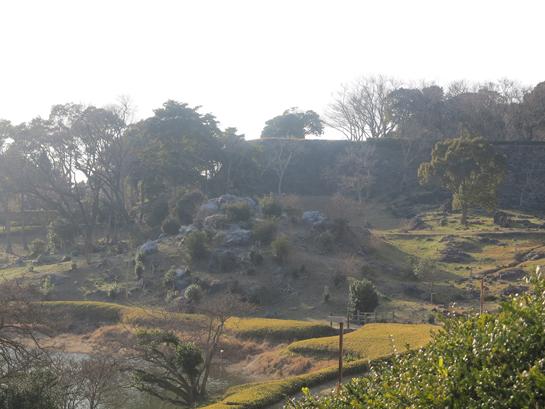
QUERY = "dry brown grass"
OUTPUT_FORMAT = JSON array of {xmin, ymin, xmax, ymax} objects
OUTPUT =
[
  {"xmin": 232, "ymin": 344, "xmax": 335, "ymax": 381},
  {"xmin": 321, "ymin": 193, "xmax": 361, "ymax": 221}
]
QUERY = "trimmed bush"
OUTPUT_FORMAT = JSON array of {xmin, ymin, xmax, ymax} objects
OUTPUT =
[
  {"xmin": 252, "ymin": 218, "xmax": 278, "ymax": 244},
  {"xmin": 271, "ymin": 236, "xmax": 290, "ymax": 263},
  {"xmin": 348, "ymin": 278, "xmax": 379, "ymax": 315},
  {"xmin": 162, "ymin": 268, "xmax": 177, "ymax": 289},
  {"xmin": 184, "ymin": 230, "xmax": 211, "ymax": 261},
  {"xmin": 185, "ymin": 284, "xmax": 203, "ymax": 303}
]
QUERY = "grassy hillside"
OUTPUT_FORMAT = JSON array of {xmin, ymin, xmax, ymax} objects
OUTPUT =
[{"xmin": 0, "ymin": 195, "xmax": 543, "ymax": 326}]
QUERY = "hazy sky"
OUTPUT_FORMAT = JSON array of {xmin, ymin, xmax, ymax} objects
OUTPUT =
[{"xmin": 1, "ymin": 0, "xmax": 543, "ymax": 140}]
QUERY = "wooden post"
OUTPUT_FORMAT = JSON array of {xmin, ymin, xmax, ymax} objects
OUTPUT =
[
  {"xmin": 338, "ymin": 321, "xmax": 344, "ymax": 390},
  {"xmin": 326, "ymin": 316, "xmax": 345, "ymax": 391},
  {"xmin": 480, "ymin": 277, "xmax": 484, "ymax": 315}
]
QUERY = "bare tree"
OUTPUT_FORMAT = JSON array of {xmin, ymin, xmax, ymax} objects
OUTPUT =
[
  {"xmin": 326, "ymin": 143, "xmax": 377, "ymax": 203},
  {"xmin": 324, "ymin": 75, "xmax": 402, "ymax": 141},
  {"xmin": 52, "ymin": 354, "xmax": 128, "ymax": 409},
  {"xmin": 262, "ymin": 139, "xmax": 308, "ymax": 198}
]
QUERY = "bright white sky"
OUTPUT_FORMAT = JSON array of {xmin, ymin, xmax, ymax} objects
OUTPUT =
[{"xmin": 1, "ymin": 0, "xmax": 543, "ymax": 140}]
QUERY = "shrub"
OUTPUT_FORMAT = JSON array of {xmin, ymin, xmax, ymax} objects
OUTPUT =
[
  {"xmin": 260, "ymin": 194, "xmax": 283, "ymax": 218},
  {"xmin": 223, "ymin": 201, "xmax": 251, "ymax": 222},
  {"xmin": 484, "ymin": 294, "xmax": 498, "ymax": 301},
  {"xmin": 316, "ymin": 231, "xmax": 334, "ymax": 251},
  {"xmin": 135, "ymin": 261, "xmax": 144, "ymax": 279},
  {"xmin": 107, "ymin": 283, "xmax": 121, "ymax": 299},
  {"xmin": 211, "ymin": 215, "xmax": 227, "ymax": 230},
  {"xmin": 252, "ymin": 218, "xmax": 278, "ymax": 244},
  {"xmin": 331, "ymin": 269, "xmax": 346, "ymax": 287},
  {"xmin": 249, "ymin": 246, "xmax": 264, "ymax": 266},
  {"xmin": 161, "ymin": 217, "xmax": 180, "ymax": 235},
  {"xmin": 29, "ymin": 239, "xmax": 47, "ymax": 258},
  {"xmin": 184, "ymin": 231, "xmax": 211, "ymax": 261},
  {"xmin": 348, "ymin": 279, "xmax": 379, "ymax": 315},
  {"xmin": 323, "ymin": 286, "xmax": 330, "ymax": 303},
  {"xmin": 427, "ymin": 311, "xmax": 436, "ymax": 324},
  {"xmin": 246, "ymin": 286, "xmax": 269, "ymax": 305},
  {"xmin": 135, "ymin": 250, "xmax": 146, "ymax": 263},
  {"xmin": 162, "ymin": 268, "xmax": 177, "ymax": 289},
  {"xmin": 107, "ymin": 241, "xmax": 128, "ymax": 255},
  {"xmin": 271, "ymin": 236, "xmax": 290, "ymax": 263},
  {"xmin": 170, "ymin": 190, "xmax": 205, "ymax": 225},
  {"xmin": 40, "ymin": 276, "xmax": 55, "ymax": 301},
  {"xmin": 47, "ymin": 218, "xmax": 80, "ymax": 250},
  {"xmin": 190, "ymin": 274, "xmax": 211, "ymax": 291},
  {"xmin": 185, "ymin": 284, "xmax": 203, "ymax": 303}
]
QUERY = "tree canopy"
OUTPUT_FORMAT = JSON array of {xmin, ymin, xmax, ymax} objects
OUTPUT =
[
  {"xmin": 418, "ymin": 137, "xmax": 507, "ymax": 224},
  {"xmin": 261, "ymin": 108, "xmax": 324, "ymax": 139}
]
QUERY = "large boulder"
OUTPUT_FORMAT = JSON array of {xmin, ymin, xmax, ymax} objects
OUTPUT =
[
  {"xmin": 302, "ymin": 211, "xmax": 328, "ymax": 229},
  {"xmin": 140, "ymin": 240, "xmax": 158, "ymax": 255},
  {"xmin": 198, "ymin": 201, "xmax": 220, "ymax": 218},
  {"xmin": 223, "ymin": 226, "xmax": 252, "ymax": 246},
  {"xmin": 179, "ymin": 225, "xmax": 198, "ymax": 237}
]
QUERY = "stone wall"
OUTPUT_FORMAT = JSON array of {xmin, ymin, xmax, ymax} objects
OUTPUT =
[{"xmin": 251, "ymin": 139, "xmax": 545, "ymax": 212}]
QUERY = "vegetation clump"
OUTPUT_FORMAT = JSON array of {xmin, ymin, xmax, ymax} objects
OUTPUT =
[
  {"xmin": 260, "ymin": 194, "xmax": 283, "ymax": 218},
  {"xmin": 252, "ymin": 218, "xmax": 278, "ymax": 244},
  {"xmin": 271, "ymin": 236, "xmax": 290, "ymax": 263},
  {"xmin": 184, "ymin": 230, "xmax": 211, "ymax": 261},
  {"xmin": 223, "ymin": 201, "xmax": 251, "ymax": 222},
  {"xmin": 348, "ymin": 278, "xmax": 379, "ymax": 315}
]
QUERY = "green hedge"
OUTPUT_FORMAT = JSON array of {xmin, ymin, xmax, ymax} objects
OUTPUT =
[{"xmin": 227, "ymin": 318, "xmax": 335, "ymax": 342}]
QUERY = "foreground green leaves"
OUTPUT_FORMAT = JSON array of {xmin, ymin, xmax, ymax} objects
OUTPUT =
[{"xmin": 288, "ymin": 274, "xmax": 545, "ymax": 408}]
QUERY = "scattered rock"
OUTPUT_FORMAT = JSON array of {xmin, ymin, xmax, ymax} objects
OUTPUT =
[
  {"xmin": 301, "ymin": 211, "xmax": 327, "ymax": 229},
  {"xmin": 439, "ymin": 247, "xmax": 471, "ymax": 263},
  {"xmin": 198, "ymin": 201, "xmax": 220, "ymax": 218},
  {"xmin": 501, "ymin": 285, "xmax": 529, "ymax": 296},
  {"xmin": 223, "ymin": 227, "xmax": 252, "ymax": 246},
  {"xmin": 140, "ymin": 241, "xmax": 158, "ymax": 255},
  {"xmin": 495, "ymin": 268, "xmax": 527, "ymax": 281},
  {"xmin": 178, "ymin": 225, "xmax": 198, "ymax": 237}
]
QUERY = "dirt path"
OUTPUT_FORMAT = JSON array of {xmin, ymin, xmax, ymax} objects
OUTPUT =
[{"xmin": 266, "ymin": 373, "xmax": 365, "ymax": 409}]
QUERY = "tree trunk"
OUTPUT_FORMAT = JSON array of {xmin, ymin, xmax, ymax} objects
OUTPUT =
[
  {"xmin": 460, "ymin": 204, "xmax": 468, "ymax": 225},
  {"xmin": 21, "ymin": 192, "xmax": 28, "ymax": 251},
  {"xmin": 4, "ymin": 202, "xmax": 13, "ymax": 255}
]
